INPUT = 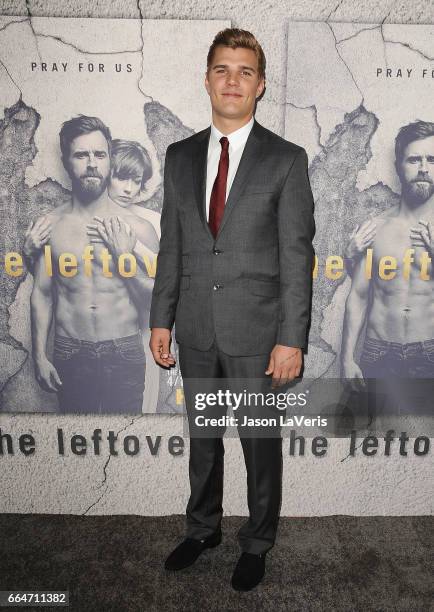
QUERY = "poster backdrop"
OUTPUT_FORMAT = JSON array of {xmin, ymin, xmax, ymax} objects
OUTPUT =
[
  {"xmin": 0, "ymin": 17, "xmax": 433, "ymax": 426},
  {"xmin": 285, "ymin": 23, "xmax": 434, "ymax": 430},
  {"xmin": 0, "ymin": 17, "xmax": 228, "ymax": 414}
]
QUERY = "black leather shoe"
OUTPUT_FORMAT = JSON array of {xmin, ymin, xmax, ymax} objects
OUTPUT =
[
  {"xmin": 164, "ymin": 532, "xmax": 222, "ymax": 571},
  {"xmin": 231, "ymin": 552, "xmax": 266, "ymax": 591}
]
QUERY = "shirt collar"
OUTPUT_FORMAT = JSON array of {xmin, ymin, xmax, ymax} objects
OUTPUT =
[{"xmin": 210, "ymin": 116, "xmax": 254, "ymax": 152}]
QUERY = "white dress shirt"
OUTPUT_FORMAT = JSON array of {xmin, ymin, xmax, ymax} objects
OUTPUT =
[{"xmin": 205, "ymin": 116, "xmax": 254, "ymax": 221}]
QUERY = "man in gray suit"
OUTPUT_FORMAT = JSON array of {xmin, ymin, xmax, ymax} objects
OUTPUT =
[{"xmin": 150, "ymin": 28, "xmax": 315, "ymax": 591}]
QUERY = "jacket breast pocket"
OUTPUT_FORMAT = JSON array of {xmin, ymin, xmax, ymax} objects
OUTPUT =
[{"xmin": 239, "ymin": 188, "xmax": 275, "ymax": 198}]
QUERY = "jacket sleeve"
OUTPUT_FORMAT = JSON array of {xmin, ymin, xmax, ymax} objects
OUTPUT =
[
  {"xmin": 149, "ymin": 144, "xmax": 181, "ymax": 329},
  {"xmin": 277, "ymin": 147, "xmax": 315, "ymax": 349}
]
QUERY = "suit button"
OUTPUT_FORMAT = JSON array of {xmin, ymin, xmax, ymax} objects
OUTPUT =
[
  {"xmin": 213, "ymin": 284, "xmax": 223, "ymax": 290},
  {"xmin": 213, "ymin": 248, "xmax": 223, "ymax": 255}
]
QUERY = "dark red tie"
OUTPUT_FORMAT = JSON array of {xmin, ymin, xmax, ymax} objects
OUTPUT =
[{"xmin": 209, "ymin": 136, "xmax": 229, "ymax": 238}]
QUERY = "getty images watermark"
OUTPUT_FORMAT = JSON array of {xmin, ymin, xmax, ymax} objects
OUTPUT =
[{"xmin": 193, "ymin": 389, "xmax": 327, "ymax": 428}]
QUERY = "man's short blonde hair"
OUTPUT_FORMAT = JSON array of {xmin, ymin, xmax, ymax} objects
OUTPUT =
[{"xmin": 207, "ymin": 28, "xmax": 266, "ymax": 80}]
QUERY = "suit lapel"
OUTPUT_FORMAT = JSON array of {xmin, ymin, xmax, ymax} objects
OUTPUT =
[
  {"xmin": 192, "ymin": 127, "xmax": 214, "ymax": 241},
  {"xmin": 217, "ymin": 120, "xmax": 265, "ymax": 238}
]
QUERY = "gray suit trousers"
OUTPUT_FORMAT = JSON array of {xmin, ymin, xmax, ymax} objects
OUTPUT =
[{"xmin": 179, "ymin": 341, "xmax": 283, "ymax": 555}]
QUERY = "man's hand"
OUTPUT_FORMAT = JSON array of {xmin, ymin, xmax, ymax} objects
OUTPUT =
[
  {"xmin": 87, "ymin": 215, "xmax": 136, "ymax": 257},
  {"xmin": 341, "ymin": 359, "xmax": 366, "ymax": 391},
  {"xmin": 150, "ymin": 328, "xmax": 176, "ymax": 368},
  {"xmin": 34, "ymin": 357, "xmax": 62, "ymax": 393},
  {"xmin": 345, "ymin": 218, "xmax": 377, "ymax": 260},
  {"xmin": 265, "ymin": 345, "xmax": 302, "ymax": 387},
  {"xmin": 410, "ymin": 219, "xmax": 433, "ymax": 254},
  {"xmin": 23, "ymin": 218, "xmax": 52, "ymax": 258}
]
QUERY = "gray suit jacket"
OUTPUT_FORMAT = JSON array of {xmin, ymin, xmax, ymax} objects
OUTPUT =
[{"xmin": 150, "ymin": 120, "xmax": 315, "ymax": 356}]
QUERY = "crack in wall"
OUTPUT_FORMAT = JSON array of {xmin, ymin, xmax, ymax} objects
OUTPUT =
[
  {"xmin": 0, "ymin": 17, "xmax": 28, "ymax": 34},
  {"xmin": 25, "ymin": 0, "xmax": 42, "ymax": 63},
  {"xmin": 82, "ymin": 408, "xmax": 187, "ymax": 514},
  {"xmin": 83, "ymin": 413, "xmax": 147, "ymax": 515},
  {"xmin": 34, "ymin": 31, "xmax": 142, "ymax": 55},
  {"xmin": 286, "ymin": 102, "xmax": 325, "ymax": 154},
  {"xmin": 333, "ymin": 23, "xmax": 389, "ymax": 73},
  {"xmin": 380, "ymin": 1, "xmax": 396, "ymax": 26},
  {"xmin": 330, "ymin": 21, "xmax": 434, "ymax": 78},
  {"xmin": 378, "ymin": 24, "xmax": 390, "ymax": 70},
  {"xmin": 326, "ymin": 0, "xmax": 344, "ymax": 22},
  {"xmin": 340, "ymin": 439, "xmax": 363, "ymax": 462},
  {"xmin": 82, "ymin": 487, "xmax": 107, "ymax": 516},
  {"xmin": 339, "ymin": 21, "xmax": 434, "ymax": 67},
  {"xmin": 0, "ymin": 58, "xmax": 22, "ymax": 98},
  {"xmin": 382, "ymin": 38, "xmax": 434, "ymax": 62},
  {"xmin": 136, "ymin": 0, "xmax": 148, "ymax": 99},
  {"xmin": 333, "ymin": 25, "xmax": 381, "ymax": 45},
  {"xmin": 326, "ymin": 22, "xmax": 364, "ymax": 105},
  {"xmin": 1, "ymin": 12, "xmax": 141, "ymax": 56}
]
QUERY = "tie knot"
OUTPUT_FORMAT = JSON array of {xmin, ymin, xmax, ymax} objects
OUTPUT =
[{"xmin": 220, "ymin": 136, "xmax": 229, "ymax": 151}]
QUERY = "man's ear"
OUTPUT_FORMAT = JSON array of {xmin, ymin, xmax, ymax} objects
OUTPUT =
[
  {"xmin": 204, "ymin": 71, "xmax": 211, "ymax": 96},
  {"xmin": 256, "ymin": 78, "xmax": 265, "ymax": 98}
]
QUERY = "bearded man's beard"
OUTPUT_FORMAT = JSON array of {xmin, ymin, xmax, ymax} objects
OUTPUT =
[
  {"xmin": 71, "ymin": 170, "xmax": 109, "ymax": 202},
  {"xmin": 402, "ymin": 176, "xmax": 434, "ymax": 206}
]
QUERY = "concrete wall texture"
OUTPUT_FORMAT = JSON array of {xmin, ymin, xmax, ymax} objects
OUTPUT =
[{"xmin": 1, "ymin": 0, "xmax": 433, "ymax": 516}]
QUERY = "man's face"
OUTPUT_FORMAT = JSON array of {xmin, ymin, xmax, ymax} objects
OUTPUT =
[
  {"xmin": 108, "ymin": 172, "xmax": 143, "ymax": 208},
  {"xmin": 67, "ymin": 130, "xmax": 110, "ymax": 202},
  {"xmin": 205, "ymin": 45, "xmax": 264, "ymax": 124},
  {"xmin": 399, "ymin": 135, "xmax": 434, "ymax": 206}
]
